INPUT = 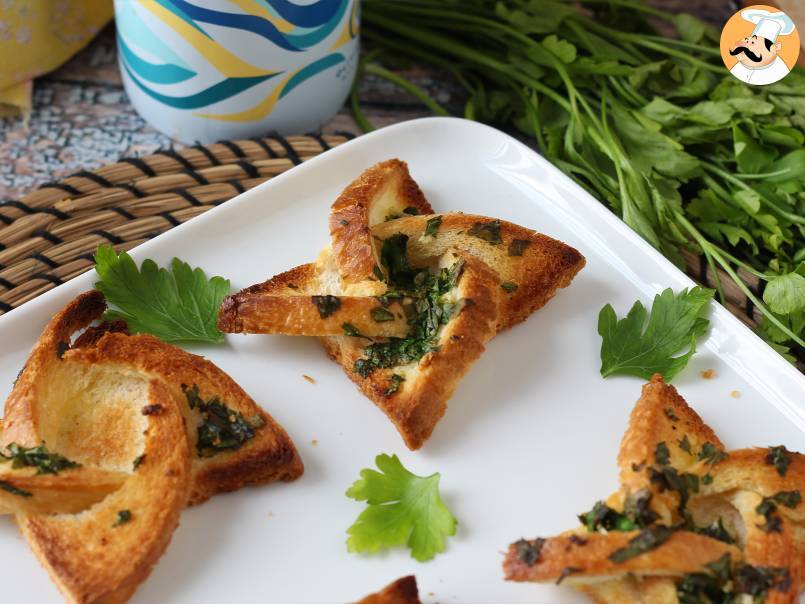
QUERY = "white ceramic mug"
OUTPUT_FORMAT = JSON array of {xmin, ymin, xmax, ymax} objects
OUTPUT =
[{"xmin": 114, "ymin": 0, "xmax": 360, "ymax": 143}]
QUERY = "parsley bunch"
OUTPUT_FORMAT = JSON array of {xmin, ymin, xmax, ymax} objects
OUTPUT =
[{"xmin": 358, "ymin": 0, "xmax": 805, "ymax": 363}]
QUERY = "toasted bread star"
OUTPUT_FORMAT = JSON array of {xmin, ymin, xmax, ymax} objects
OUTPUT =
[
  {"xmin": 219, "ymin": 159, "xmax": 584, "ymax": 449},
  {"xmin": 504, "ymin": 375, "xmax": 804, "ymax": 603}
]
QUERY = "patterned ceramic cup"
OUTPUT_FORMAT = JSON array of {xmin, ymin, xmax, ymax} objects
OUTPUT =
[{"xmin": 114, "ymin": 0, "xmax": 359, "ymax": 143}]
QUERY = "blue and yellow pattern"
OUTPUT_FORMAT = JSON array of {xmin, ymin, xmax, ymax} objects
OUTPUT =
[{"xmin": 115, "ymin": 0, "xmax": 359, "ymax": 139}]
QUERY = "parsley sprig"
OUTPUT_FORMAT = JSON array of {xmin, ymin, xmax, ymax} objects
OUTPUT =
[
  {"xmin": 345, "ymin": 454, "xmax": 457, "ymax": 562},
  {"xmin": 94, "ymin": 245, "xmax": 230, "ymax": 343},
  {"xmin": 598, "ymin": 287, "xmax": 714, "ymax": 381}
]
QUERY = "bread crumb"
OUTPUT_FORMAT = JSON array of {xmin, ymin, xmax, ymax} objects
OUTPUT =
[
  {"xmin": 302, "ymin": 374, "xmax": 316, "ymax": 384},
  {"xmin": 730, "ymin": 390, "xmax": 740, "ymax": 398},
  {"xmin": 700, "ymin": 369, "xmax": 716, "ymax": 379},
  {"xmin": 311, "ymin": 439, "xmax": 318, "ymax": 446}
]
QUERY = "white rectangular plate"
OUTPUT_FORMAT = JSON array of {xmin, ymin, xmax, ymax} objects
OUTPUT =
[{"xmin": 0, "ymin": 117, "xmax": 803, "ymax": 604}]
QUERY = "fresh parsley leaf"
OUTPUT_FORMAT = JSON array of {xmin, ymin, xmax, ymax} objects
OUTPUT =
[
  {"xmin": 598, "ymin": 287, "xmax": 714, "ymax": 381},
  {"xmin": 345, "ymin": 453, "xmax": 457, "ymax": 562},
  {"xmin": 93, "ymin": 245, "xmax": 230, "ymax": 343},
  {"xmin": 763, "ymin": 273, "xmax": 805, "ymax": 315}
]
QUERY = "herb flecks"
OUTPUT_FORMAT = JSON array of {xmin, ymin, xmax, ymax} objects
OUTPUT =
[
  {"xmin": 655, "ymin": 441, "xmax": 670, "ymax": 466},
  {"xmin": 403, "ymin": 207, "xmax": 419, "ymax": 216},
  {"xmin": 343, "ymin": 323, "xmax": 363, "ymax": 337},
  {"xmin": 664, "ymin": 407, "xmax": 679, "ymax": 421},
  {"xmin": 501, "ymin": 281, "xmax": 518, "ymax": 293},
  {"xmin": 0, "ymin": 481, "xmax": 32, "ymax": 497},
  {"xmin": 678, "ymin": 435, "xmax": 692, "ymax": 454},
  {"xmin": 508, "ymin": 239, "xmax": 530, "ymax": 257},
  {"xmin": 182, "ymin": 384, "xmax": 263, "ymax": 457},
  {"xmin": 424, "ymin": 215, "xmax": 442, "ymax": 237},
  {"xmin": 649, "ymin": 466, "xmax": 699, "ymax": 513},
  {"xmin": 312, "ymin": 295, "xmax": 341, "ymax": 319},
  {"xmin": 609, "ymin": 525, "xmax": 674, "ymax": 563},
  {"xmin": 384, "ymin": 374, "xmax": 405, "ymax": 396},
  {"xmin": 468, "ymin": 219, "xmax": 502, "ymax": 244},
  {"xmin": 515, "ymin": 538, "xmax": 545, "ymax": 566},
  {"xmin": 756, "ymin": 491, "xmax": 801, "ymax": 533},
  {"xmin": 132, "ymin": 454, "xmax": 146, "ymax": 470},
  {"xmin": 56, "ymin": 341, "xmax": 69, "ymax": 359},
  {"xmin": 371, "ymin": 307, "xmax": 395, "ymax": 322},
  {"xmin": 0, "ymin": 443, "xmax": 80, "ymax": 475},
  {"xmin": 112, "ymin": 509, "xmax": 132, "ymax": 527},
  {"xmin": 765, "ymin": 446, "xmax": 790, "ymax": 476},
  {"xmin": 677, "ymin": 553, "xmax": 790, "ymax": 602},
  {"xmin": 698, "ymin": 442, "xmax": 727, "ymax": 467},
  {"xmin": 354, "ymin": 260, "xmax": 463, "ymax": 377},
  {"xmin": 693, "ymin": 518, "xmax": 734, "ymax": 545},
  {"xmin": 579, "ymin": 491, "xmax": 658, "ymax": 533}
]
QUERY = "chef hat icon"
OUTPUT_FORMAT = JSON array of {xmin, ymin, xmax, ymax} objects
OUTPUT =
[{"xmin": 741, "ymin": 8, "xmax": 796, "ymax": 42}]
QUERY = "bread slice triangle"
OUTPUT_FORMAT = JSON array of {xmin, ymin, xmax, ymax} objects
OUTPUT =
[
  {"xmin": 329, "ymin": 159, "xmax": 433, "ymax": 285},
  {"xmin": 4, "ymin": 290, "xmax": 303, "ymax": 507},
  {"xmin": 3, "ymin": 290, "xmax": 192, "ymax": 602},
  {"xmin": 357, "ymin": 576, "xmax": 421, "ymax": 604},
  {"xmin": 322, "ymin": 249, "xmax": 500, "ymax": 449},
  {"xmin": 371, "ymin": 213, "xmax": 585, "ymax": 332},
  {"xmin": 217, "ymin": 261, "xmax": 409, "ymax": 338},
  {"xmin": 18, "ymin": 357, "xmax": 191, "ymax": 604}
]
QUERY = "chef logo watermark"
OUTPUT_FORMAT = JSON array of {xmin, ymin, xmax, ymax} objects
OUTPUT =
[{"xmin": 720, "ymin": 5, "xmax": 799, "ymax": 86}]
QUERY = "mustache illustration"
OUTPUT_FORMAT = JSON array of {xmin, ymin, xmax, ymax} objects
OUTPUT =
[{"xmin": 730, "ymin": 46, "xmax": 763, "ymax": 62}]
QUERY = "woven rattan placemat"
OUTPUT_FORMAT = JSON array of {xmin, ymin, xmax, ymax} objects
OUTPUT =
[{"xmin": 0, "ymin": 132, "xmax": 763, "ymax": 336}]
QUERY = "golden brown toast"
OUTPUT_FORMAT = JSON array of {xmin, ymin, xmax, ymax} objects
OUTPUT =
[
  {"xmin": 322, "ymin": 249, "xmax": 500, "ymax": 450},
  {"xmin": 19, "ymin": 363, "xmax": 190, "ymax": 604},
  {"xmin": 0, "ymin": 464, "xmax": 126, "ymax": 515},
  {"xmin": 329, "ymin": 159, "xmax": 433, "ymax": 285},
  {"xmin": 5, "ymin": 290, "xmax": 303, "ymax": 506},
  {"xmin": 77, "ymin": 330, "xmax": 304, "ymax": 505},
  {"xmin": 356, "ymin": 576, "xmax": 421, "ymax": 604},
  {"xmin": 504, "ymin": 375, "xmax": 804, "ymax": 603},
  {"xmin": 2, "ymin": 290, "xmax": 304, "ymax": 602},
  {"xmin": 503, "ymin": 531, "xmax": 738, "ymax": 583},
  {"xmin": 218, "ymin": 262, "xmax": 409, "ymax": 338},
  {"xmin": 219, "ymin": 159, "xmax": 583, "ymax": 450},
  {"xmin": 3, "ymin": 290, "xmax": 192, "ymax": 603},
  {"xmin": 371, "ymin": 213, "xmax": 585, "ymax": 332}
]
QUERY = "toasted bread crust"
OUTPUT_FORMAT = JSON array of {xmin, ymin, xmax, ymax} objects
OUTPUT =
[
  {"xmin": 80, "ymin": 332, "xmax": 304, "ymax": 505},
  {"xmin": 322, "ymin": 251, "xmax": 499, "ymax": 449},
  {"xmin": 217, "ymin": 293, "xmax": 409, "ymax": 337},
  {"xmin": 329, "ymin": 159, "xmax": 433, "ymax": 284},
  {"xmin": 503, "ymin": 531, "xmax": 738, "ymax": 583},
  {"xmin": 371, "ymin": 213, "xmax": 585, "ymax": 331},
  {"xmin": 357, "ymin": 576, "xmax": 421, "ymax": 604},
  {"xmin": 0, "ymin": 466, "xmax": 126, "ymax": 515},
  {"xmin": 20, "ymin": 371, "xmax": 190, "ymax": 604},
  {"xmin": 504, "ymin": 375, "xmax": 804, "ymax": 603}
]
